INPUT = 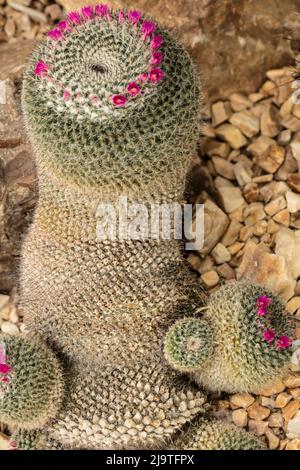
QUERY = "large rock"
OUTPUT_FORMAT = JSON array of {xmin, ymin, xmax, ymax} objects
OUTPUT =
[
  {"xmin": 0, "ymin": 79, "xmax": 37, "ymax": 292},
  {"xmin": 57, "ymin": 0, "xmax": 300, "ymax": 101},
  {"xmin": 0, "ymin": 40, "xmax": 35, "ymax": 80},
  {"xmin": 236, "ymin": 240, "xmax": 296, "ymax": 301}
]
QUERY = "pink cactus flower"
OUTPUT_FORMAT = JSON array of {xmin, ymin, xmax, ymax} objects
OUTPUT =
[
  {"xmin": 118, "ymin": 11, "xmax": 125, "ymax": 22},
  {"xmin": 141, "ymin": 20, "xmax": 156, "ymax": 39},
  {"xmin": 95, "ymin": 4, "xmax": 110, "ymax": 18},
  {"xmin": 148, "ymin": 68, "xmax": 164, "ymax": 83},
  {"xmin": 67, "ymin": 11, "xmax": 81, "ymax": 25},
  {"xmin": 90, "ymin": 95, "xmax": 100, "ymax": 105},
  {"xmin": 257, "ymin": 307, "xmax": 267, "ymax": 316},
  {"xmin": 263, "ymin": 329, "xmax": 276, "ymax": 343},
  {"xmin": 111, "ymin": 94, "xmax": 127, "ymax": 107},
  {"xmin": 34, "ymin": 61, "xmax": 49, "ymax": 77},
  {"xmin": 0, "ymin": 363, "xmax": 11, "ymax": 374},
  {"xmin": 48, "ymin": 29, "xmax": 63, "ymax": 41},
  {"xmin": 128, "ymin": 10, "xmax": 142, "ymax": 25},
  {"xmin": 57, "ymin": 21, "xmax": 70, "ymax": 32},
  {"xmin": 150, "ymin": 52, "xmax": 164, "ymax": 65},
  {"xmin": 257, "ymin": 295, "xmax": 271, "ymax": 310},
  {"xmin": 138, "ymin": 73, "xmax": 148, "ymax": 83},
  {"xmin": 0, "ymin": 376, "xmax": 9, "ymax": 383},
  {"xmin": 127, "ymin": 82, "xmax": 141, "ymax": 96},
  {"xmin": 277, "ymin": 336, "xmax": 291, "ymax": 349},
  {"xmin": 63, "ymin": 90, "xmax": 71, "ymax": 101},
  {"xmin": 150, "ymin": 35, "xmax": 163, "ymax": 49},
  {"xmin": 81, "ymin": 6, "xmax": 94, "ymax": 19}
]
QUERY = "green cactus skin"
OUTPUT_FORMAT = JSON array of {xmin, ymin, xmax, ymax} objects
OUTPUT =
[
  {"xmin": 17, "ymin": 5, "xmax": 212, "ymax": 449},
  {"xmin": 172, "ymin": 418, "xmax": 266, "ymax": 450},
  {"xmin": 165, "ymin": 281, "xmax": 293, "ymax": 393},
  {"xmin": 0, "ymin": 335, "xmax": 64, "ymax": 430},
  {"xmin": 164, "ymin": 318, "xmax": 213, "ymax": 372},
  {"xmin": 12, "ymin": 429, "xmax": 63, "ymax": 450}
]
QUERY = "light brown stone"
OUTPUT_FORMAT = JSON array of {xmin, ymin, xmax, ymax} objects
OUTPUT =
[
  {"xmin": 222, "ymin": 220, "xmax": 243, "ymax": 246},
  {"xmin": 212, "ymin": 157, "xmax": 235, "ymax": 180},
  {"xmin": 275, "ymin": 227, "xmax": 300, "ymax": 279},
  {"xmin": 265, "ymin": 428, "xmax": 279, "ymax": 449},
  {"xmin": 247, "ymin": 135, "xmax": 275, "ymax": 158},
  {"xmin": 286, "ymin": 298, "xmax": 300, "ymax": 314},
  {"xmin": 197, "ymin": 200, "xmax": 229, "ymax": 256},
  {"xmin": 211, "ymin": 243, "xmax": 231, "ymax": 264},
  {"xmin": 204, "ymin": 140, "xmax": 230, "ymax": 158},
  {"xmin": 230, "ymin": 393, "xmax": 255, "ymax": 408},
  {"xmin": 267, "ymin": 219, "xmax": 279, "ymax": 234},
  {"xmin": 277, "ymin": 129, "xmax": 291, "ymax": 146},
  {"xmin": 283, "ymin": 375, "xmax": 300, "ymax": 389},
  {"xmin": 286, "ymin": 439, "xmax": 300, "ymax": 450},
  {"xmin": 244, "ymin": 203, "xmax": 266, "ymax": 226},
  {"xmin": 282, "ymin": 400, "xmax": 300, "ymax": 423},
  {"xmin": 273, "ymin": 209, "xmax": 290, "ymax": 226},
  {"xmin": 228, "ymin": 242, "xmax": 244, "ymax": 256},
  {"xmin": 287, "ymin": 174, "xmax": 300, "ymax": 194},
  {"xmin": 286, "ymin": 191, "xmax": 300, "ymax": 213},
  {"xmin": 232, "ymin": 409, "xmax": 247, "ymax": 428},
  {"xmin": 257, "ymin": 143, "xmax": 285, "ymax": 174},
  {"xmin": 239, "ymin": 226, "xmax": 254, "ymax": 242},
  {"xmin": 236, "ymin": 240, "xmax": 295, "ymax": 300},
  {"xmin": 264, "ymin": 196, "xmax": 286, "ymax": 216},
  {"xmin": 229, "ymin": 110, "xmax": 260, "ymax": 138},
  {"xmin": 275, "ymin": 392, "xmax": 292, "ymax": 409},
  {"xmin": 211, "ymin": 101, "xmax": 232, "ymax": 127},
  {"xmin": 216, "ymin": 263, "xmax": 236, "ymax": 280},
  {"xmin": 260, "ymin": 105, "xmax": 281, "ymax": 137},
  {"xmin": 201, "ymin": 270, "xmax": 219, "ymax": 288},
  {"xmin": 218, "ymin": 186, "xmax": 246, "ymax": 213},
  {"xmin": 234, "ymin": 161, "xmax": 253, "ymax": 186},
  {"xmin": 248, "ymin": 419, "xmax": 269, "ymax": 436},
  {"xmin": 215, "ymin": 123, "xmax": 248, "ymax": 150},
  {"xmin": 268, "ymin": 412, "xmax": 284, "ymax": 427},
  {"xmin": 247, "ymin": 401, "xmax": 271, "ymax": 420}
]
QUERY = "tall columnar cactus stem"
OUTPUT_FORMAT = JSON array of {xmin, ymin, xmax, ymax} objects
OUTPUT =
[
  {"xmin": 164, "ymin": 281, "xmax": 294, "ymax": 393},
  {"xmin": 19, "ymin": 5, "xmax": 208, "ymax": 449},
  {"xmin": 0, "ymin": 335, "xmax": 64, "ymax": 430},
  {"xmin": 172, "ymin": 418, "xmax": 266, "ymax": 450}
]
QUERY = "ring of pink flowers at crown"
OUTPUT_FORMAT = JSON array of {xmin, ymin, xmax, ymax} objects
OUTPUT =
[
  {"xmin": 0, "ymin": 343, "xmax": 12, "ymax": 384},
  {"xmin": 33, "ymin": 5, "xmax": 165, "ymax": 109},
  {"xmin": 256, "ymin": 295, "xmax": 292, "ymax": 349}
]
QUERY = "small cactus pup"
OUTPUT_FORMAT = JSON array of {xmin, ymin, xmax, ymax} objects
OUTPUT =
[
  {"xmin": 19, "ymin": 4, "xmax": 213, "ymax": 449},
  {"xmin": 164, "ymin": 318, "xmax": 213, "ymax": 372},
  {"xmin": 172, "ymin": 418, "xmax": 266, "ymax": 450},
  {"xmin": 0, "ymin": 335, "xmax": 64, "ymax": 430},
  {"xmin": 164, "ymin": 281, "xmax": 294, "ymax": 393}
]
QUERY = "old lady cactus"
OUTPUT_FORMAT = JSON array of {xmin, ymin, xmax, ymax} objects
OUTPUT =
[{"xmin": 11, "ymin": 4, "xmax": 267, "ymax": 450}]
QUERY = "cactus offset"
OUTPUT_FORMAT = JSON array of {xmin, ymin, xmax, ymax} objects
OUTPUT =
[
  {"xmin": 172, "ymin": 418, "xmax": 266, "ymax": 450},
  {"xmin": 165, "ymin": 281, "xmax": 294, "ymax": 393},
  {"xmin": 0, "ymin": 335, "xmax": 63, "ymax": 430}
]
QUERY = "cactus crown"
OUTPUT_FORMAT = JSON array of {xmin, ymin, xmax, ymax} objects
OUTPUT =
[{"xmin": 22, "ymin": 5, "xmax": 201, "ymax": 188}]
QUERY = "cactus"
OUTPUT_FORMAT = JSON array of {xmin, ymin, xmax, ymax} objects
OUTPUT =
[
  {"xmin": 0, "ymin": 335, "xmax": 63, "ymax": 430},
  {"xmin": 172, "ymin": 418, "xmax": 266, "ymax": 450},
  {"xmin": 17, "ymin": 5, "xmax": 210, "ymax": 449},
  {"xmin": 164, "ymin": 281, "xmax": 294, "ymax": 393},
  {"xmin": 164, "ymin": 318, "xmax": 213, "ymax": 372},
  {"xmin": 6, "ymin": 5, "xmax": 290, "ymax": 450}
]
